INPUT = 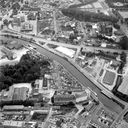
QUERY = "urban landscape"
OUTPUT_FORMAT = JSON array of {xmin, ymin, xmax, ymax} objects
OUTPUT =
[{"xmin": 0, "ymin": 0, "xmax": 128, "ymax": 128}]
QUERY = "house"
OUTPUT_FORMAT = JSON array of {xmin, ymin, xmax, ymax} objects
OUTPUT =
[
  {"xmin": 30, "ymin": 7, "xmax": 41, "ymax": 13},
  {"xmin": 20, "ymin": 5, "xmax": 31, "ymax": 13},
  {"xmin": 102, "ymin": 70, "xmax": 116, "ymax": 85},
  {"xmin": 110, "ymin": 60, "xmax": 121, "ymax": 68},
  {"xmin": 76, "ymin": 91, "xmax": 89, "ymax": 103},
  {"xmin": 20, "ymin": 22, "xmax": 33, "ymax": 32}
]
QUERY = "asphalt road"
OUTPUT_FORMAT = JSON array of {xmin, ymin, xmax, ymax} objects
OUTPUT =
[
  {"xmin": 1, "ymin": 35, "xmax": 125, "ymax": 114},
  {"xmin": 21, "ymin": 39, "xmax": 124, "ymax": 114}
]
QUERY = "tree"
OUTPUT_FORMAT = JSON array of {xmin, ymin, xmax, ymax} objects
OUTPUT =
[
  {"xmin": 21, "ymin": 0, "xmax": 23, "ymax": 3},
  {"xmin": 113, "ymin": 23, "xmax": 120, "ymax": 29},
  {"xmin": 61, "ymin": 8, "xmax": 118, "ymax": 23},
  {"xmin": 12, "ymin": 2, "xmax": 20, "ymax": 10},
  {"xmin": 119, "ymin": 36, "xmax": 128, "ymax": 50},
  {"xmin": 3, "ymin": 19, "xmax": 9, "ymax": 26}
]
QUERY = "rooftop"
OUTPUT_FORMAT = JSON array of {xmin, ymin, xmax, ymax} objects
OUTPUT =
[
  {"xmin": 12, "ymin": 87, "xmax": 29, "ymax": 101},
  {"xmin": 118, "ymin": 73, "xmax": 128, "ymax": 95},
  {"xmin": 116, "ymin": 120, "xmax": 128, "ymax": 128},
  {"xmin": 118, "ymin": 11, "xmax": 128, "ymax": 19},
  {"xmin": 55, "ymin": 46, "xmax": 76, "ymax": 58},
  {"xmin": 3, "ymin": 105, "xmax": 24, "ymax": 111}
]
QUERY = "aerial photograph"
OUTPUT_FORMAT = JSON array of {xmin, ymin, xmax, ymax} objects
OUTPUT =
[{"xmin": 0, "ymin": 0, "xmax": 128, "ymax": 128}]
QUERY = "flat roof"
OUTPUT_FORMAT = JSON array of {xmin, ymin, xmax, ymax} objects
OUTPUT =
[
  {"xmin": 3, "ymin": 120, "xmax": 24, "ymax": 127},
  {"xmin": 55, "ymin": 46, "xmax": 76, "ymax": 58},
  {"xmin": 3, "ymin": 105, "xmax": 24, "ymax": 110},
  {"xmin": 118, "ymin": 73, "xmax": 128, "ymax": 94},
  {"xmin": 116, "ymin": 120, "xmax": 128, "ymax": 128},
  {"xmin": 118, "ymin": 11, "xmax": 128, "ymax": 19}
]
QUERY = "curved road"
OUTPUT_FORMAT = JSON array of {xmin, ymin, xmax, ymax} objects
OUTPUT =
[
  {"xmin": 32, "ymin": 42, "xmax": 124, "ymax": 113},
  {"xmin": 1, "ymin": 35, "xmax": 125, "ymax": 114}
]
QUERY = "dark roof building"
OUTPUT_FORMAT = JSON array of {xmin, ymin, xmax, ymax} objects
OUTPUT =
[{"xmin": 53, "ymin": 94, "xmax": 76, "ymax": 105}]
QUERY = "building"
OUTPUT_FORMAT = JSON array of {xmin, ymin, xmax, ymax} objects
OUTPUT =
[
  {"xmin": 21, "ymin": 5, "xmax": 40, "ymax": 14},
  {"xmin": 3, "ymin": 120, "xmax": 24, "ymax": 128},
  {"xmin": 20, "ymin": 5, "xmax": 31, "ymax": 13},
  {"xmin": 6, "ymin": 41, "xmax": 23, "ymax": 50},
  {"xmin": 43, "ymin": 77, "xmax": 48, "ymax": 89},
  {"xmin": 30, "ymin": 7, "xmax": 41, "ymax": 13},
  {"xmin": 116, "ymin": 120, "xmax": 128, "ymax": 128},
  {"xmin": 23, "ymin": 121, "xmax": 37, "ymax": 128},
  {"xmin": 12, "ymin": 17, "xmax": 21, "ymax": 26},
  {"xmin": 12, "ymin": 87, "xmax": 29, "ymax": 101},
  {"xmin": 53, "ymin": 94, "xmax": 76, "ymax": 105},
  {"xmin": 110, "ymin": 60, "xmax": 121, "ymax": 68},
  {"xmin": 1, "ymin": 46, "xmax": 14, "ymax": 60},
  {"xmin": 118, "ymin": 74, "xmax": 128, "ymax": 95},
  {"xmin": 2, "ymin": 105, "xmax": 24, "ymax": 111},
  {"xmin": 75, "ymin": 90, "xmax": 90, "ymax": 103},
  {"xmin": 7, "ymin": 83, "xmax": 32, "ymax": 101},
  {"xmin": 113, "ymin": 10, "xmax": 128, "ymax": 24},
  {"xmin": 20, "ymin": 22, "xmax": 33, "ymax": 32}
]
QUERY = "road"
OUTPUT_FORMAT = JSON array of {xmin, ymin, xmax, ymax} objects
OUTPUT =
[
  {"xmin": 1, "ymin": 35, "xmax": 125, "ymax": 114},
  {"xmin": 1, "ymin": 30, "xmax": 128, "ymax": 104},
  {"xmin": 2, "ymin": 28, "xmax": 128, "ymax": 54}
]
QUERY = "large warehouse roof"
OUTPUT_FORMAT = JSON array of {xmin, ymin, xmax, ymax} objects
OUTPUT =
[{"xmin": 55, "ymin": 46, "xmax": 76, "ymax": 58}]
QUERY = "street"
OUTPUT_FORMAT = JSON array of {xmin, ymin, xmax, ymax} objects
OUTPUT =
[{"xmin": 1, "ymin": 35, "xmax": 125, "ymax": 114}]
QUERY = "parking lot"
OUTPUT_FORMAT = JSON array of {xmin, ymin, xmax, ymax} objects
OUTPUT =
[{"xmin": 2, "ymin": 114, "xmax": 26, "ymax": 121}]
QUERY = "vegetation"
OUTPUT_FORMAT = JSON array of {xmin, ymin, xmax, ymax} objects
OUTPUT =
[
  {"xmin": 97, "ymin": 34, "xmax": 115, "ymax": 43},
  {"xmin": 113, "ymin": 23, "xmax": 120, "ymax": 29},
  {"xmin": 32, "ymin": 112, "xmax": 48, "ymax": 121},
  {"xmin": 112, "ymin": 52, "xmax": 128, "ymax": 102},
  {"xmin": 61, "ymin": 8, "xmax": 118, "ymax": 23},
  {"xmin": 27, "ymin": 13, "xmax": 36, "ymax": 20},
  {"xmin": 11, "ymin": 2, "xmax": 20, "ymax": 15},
  {"xmin": 3, "ymin": 19, "xmax": 9, "ymax": 26},
  {"xmin": 118, "ymin": 52, "xmax": 126, "ymax": 73},
  {"xmin": 118, "ymin": 36, "xmax": 128, "ymax": 50},
  {"xmin": 0, "ymin": 54, "xmax": 50, "ymax": 91}
]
